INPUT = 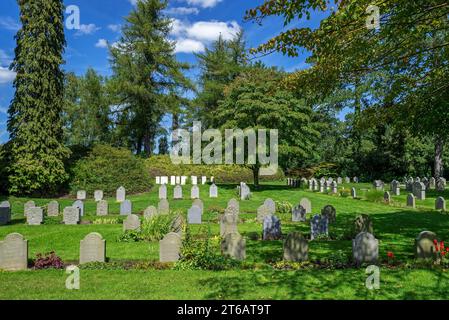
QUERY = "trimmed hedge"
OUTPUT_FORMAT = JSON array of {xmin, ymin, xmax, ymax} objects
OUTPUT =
[
  {"xmin": 145, "ymin": 155, "xmax": 284, "ymax": 183},
  {"xmin": 69, "ymin": 145, "xmax": 151, "ymax": 196}
]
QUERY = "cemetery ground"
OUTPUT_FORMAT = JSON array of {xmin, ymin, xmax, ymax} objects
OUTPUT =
[{"xmin": 1, "ymin": 182, "xmax": 449, "ymax": 300}]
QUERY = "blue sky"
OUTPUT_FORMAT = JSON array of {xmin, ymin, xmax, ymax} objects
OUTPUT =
[{"xmin": 0, "ymin": 0, "xmax": 328, "ymax": 143}]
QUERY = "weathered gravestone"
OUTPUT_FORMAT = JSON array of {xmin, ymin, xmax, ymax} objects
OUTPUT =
[
  {"xmin": 116, "ymin": 186, "xmax": 126, "ymax": 203},
  {"xmin": 79, "ymin": 232, "xmax": 106, "ymax": 264},
  {"xmin": 407, "ymin": 194, "xmax": 416, "ymax": 208},
  {"xmin": 299, "ymin": 198, "xmax": 312, "ymax": 214},
  {"xmin": 0, "ymin": 201, "xmax": 11, "ymax": 225},
  {"xmin": 192, "ymin": 199, "xmax": 204, "ymax": 214},
  {"xmin": 209, "ymin": 184, "xmax": 218, "ymax": 198},
  {"xmin": 283, "ymin": 232, "xmax": 308, "ymax": 262},
  {"xmin": 353, "ymin": 214, "xmax": 373, "ymax": 236},
  {"xmin": 263, "ymin": 215, "xmax": 282, "ymax": 240},
  {"xmin": 413, "ymin": 182, "xmax": 426, "ymax": 200},
  {"xmin": 159, "ymin": 184, "xmax": 167, "ymax": 200},
  {"xmin": 27, "ymin": 207, "xmax": 43, "ymax": 225},
  {"xmin": 437, "ymin": 178, "xmax": 446, "ymax": 192},
  {"xmin": 144, "ymin": 206, "xmax": 158, "ymax": 220},
  {"xmin": 373, "ymin": 180, "xmax": 384, "ymax": 191},
  {"xmin": 351, "ymin": 187, "xmax": 357, "ymax": 199},
  {"xmin": 353, "ymin": 177, "xmax": 359, "ymax": 183},
  {"xmin": 191, "ymin": 185, "xmax": 200, "ymax": 199},
  {"xmin": 345, "ymin": 177, "xmax": 351, "ymax": 183},
  {"xmin": 159, "ymin": 232, "xmax": 182, "ymax": 263},
  {"xmin": 174, "ymin": 185, "xmax": 183, "ymax": 200},
  {"xmin": 188, "ymin": 206, "xmax": 202, "ymax": 224},
  {"xmin": 240, "ymin": 182, "xmax": 251, "ymax": 200},
  {"xmin": 435, "ymin": 197, "xmax": 446, "ymax": 211},
  {"xmin": 158, "ymin": 199, "xmax": 170, "ymax": 215},
  {"xmin": 94, "ymin": 190, "xmax": 104, "ymax": 202},
  {"xmin": 221, "ymin": 232, "xmax": 246, "ymax": 260},
  {"xmin": 321, "ymin": 205, "xmax": 336, "ymax": 224},
  {"xmin": 337, "ymin": 177, "xmax": 343, "ymax": 184},
  {"xmin": 73, "ymin": 200, "xmax": 84, "ymax": 217},
  {"xmin": 256, "ymin": 205, "xmax": 271, "ymax": 223},
  {"xmin": 391, "ymin": 180, "xmax": 400, "ymax": 196},
  {"xmin": 429, "ymin": 177, "xmax": 436, "ymax": 189},
  {"xmin": 311, "ymin": 215, "xmax": 328, "ymax": 240},
  {"xmin": 415, "ymin": 231, "xmax": 437, "ymax": 259},
  {"xmin": 77, "ymin": 190, "xmax": 86, "ymax": 200},
  {"xmin": 227, "ymin": 198, "xmax": 239, "ymax": 213},
  {"xmin": 264, "ymin": 199, "xmax": 276, "ymax": 214},
  {"xmin": 353, "ymin": 232, "xmax": 378, "ymax": 265},
  {"xmin": 47, "ymin": 201, "xmax": 59, "ymax": 217},
  {"xmin": 24, "ymin": 200, "xmax": 35, "ymax": 216},
  {"xmin": 0, "ymin": 233, "xmax": 28, "ymax": 270},
  {"xmin": 63, "ymin": 206, "xmax": 80, "ymax": 225},
  {"xmin": 220, "ymin": 211, "xmax": 238, "ymax": 237},
  {"xmin": 96, "ymin": 200, "xmax": 108, "ymax": 216},
  {"xmin": 123, "ymin": 214, "xmax": 141, "ymax": 232},
  {"xmin": 331, "ymin": 181, "xmax": 338, "ymax": 194},
  {"xmin": 120, "ymin": 200, "xmax": 132, "ymax": 216},
  {"xmin": 292, "ymin": 205, "xmax": 307, "ymax": 222},
  {"xmin": 384, "ymin": 191, "xmax": 391, "ymax": 204}
]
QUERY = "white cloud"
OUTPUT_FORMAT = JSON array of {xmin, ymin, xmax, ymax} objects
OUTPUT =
[
  {"xmin": 108, "ymin": 24, "xmax": 121, "ymax": 33},
  {"xmin": 183, "ymin": 0, "xmax": 222, "ymax": 8},
  {"xmin": 0, "ymin": 49, "xmax": 12, "ymax": 66},
  {"xmin": 166, "ymin": 7, "xmax": 200, "ymax": 15},
  {"xmin": 75, "ymin": 24, "xmax": 101, "ymax": 36},
  {"xmin": 171, "ymin": 19, "xmax": 241, "ymax": 42},
  {"xmin": 0, "ymin": 67, "xmax": 16, "ymax": 84},
  {"xmin": 95, "ymin": 39, "xmax": 109, "ymax": 48},
  {"xmin": 174, "ymin": 39, "xmax": 205, "ymax": 53},
  {"xmin": 0, "ymin": 17, "xmax": 20, "ymax": 31}
]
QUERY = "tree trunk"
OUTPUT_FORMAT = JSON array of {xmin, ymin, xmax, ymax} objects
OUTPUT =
[
  {"xmin": 434, "ymin": 136, "xmax": 444, "ymax": 179},
  {"xmin": 253, "ymin": 165, "xmax": 260, "ymax": 188},
  {"xmin": 143, "ymin": 129, "xmax": 152, "ymax": 157}
]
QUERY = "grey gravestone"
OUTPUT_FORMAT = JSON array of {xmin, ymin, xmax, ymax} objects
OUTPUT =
[
  {"xmin": 191, "ymin": 185, "xmax": 200, "ymax": 199},
  {"xmin": 373, "ymin": 180, "xmax": 384, "ymax": 191},
  {"xmin": 437, "ymin": 178, "xmax": 446, "ymax": 192},
  {"xmin": 159, "ymin": 232, "xmax": 182, "ymax": 263},
  {"xmin": 116, "ymin": 186, "xmax": 126, "ymax": 202},
  {"xmin": 209, "ymin": 184, "xmax": 218, "ymax": 198},
  {"xmin": 0, "ymin": 201, "xmax": 11, "ymax": 224},
  {"xmin": 429, "ymin": 177, "xmax": 436, "ymax": 189},
  {"xmin": 73, "ymin": 200, "xmax": 84, "ymax": 217},
  {"xmin": 300, "ymin": 198, "xmax": 312, "ymax": 214},
  {"xmin": 283, "ymin": 232, "xmax": 308, "ymax": 262},
  {"xmin": 435, "ymin": 197, "xmax": 446, "ymax": 211},
  {"xmin": 63, "ymin": 206, "xmax": 80, "ymax": 225},
  {"xmin": 77, "ymin": 190, "xmax": 86, "ymax": 200},
  {"xmin": 0, "ymin": 233, "xmax": 28, "ymax": 271},
  {"xmin": 331, "ymin": 181, "xmax": 338, "ymax": 194},
  {"xmin": 240, "ymin": 182, "xmax": 251, "ymax": 200},
  {"xmin": 292, "ymin": 205, "xmax": 307, "ymax": 222},
  {"xmin": 27, "ymin": 207, "xmax": 43, "ymax": 225},
  {"xmin": 319, "ymin": 181, "xmax": 325, "ymax": 193},
  {"xmin": 311, "ymin": 215, "xmax": 328, "ymax": 240},
  {"xmin": 96, "ymin": 200, "xmax": 108, "ymax": 216},
  {"xmin": 192, "ymin": 199, "xmax": 204, "ymax": 214},
  {"xmin": 220, "ymin": 212, "xmax": 238, "ymax": 237},
  {"xmin": 321, "ymin": 205, "xmax": 336, "ymax": 224},
  {"xmin": 144, "ymin": 206, "xmax": 158, "ymax": 220},
  {"xmin": 94, "ymin": 190, "xmax": 104, "ymax": 202},
  {"xmin": 391, "ymin": 180, "xmax": 400, "ymax": 196},
  {"xmin": 345, "ymin": 177, "xmax": 351, "ymax": 183},
  {"xmin": 79, "ymin": 232, "xmax": 106, "ymax": 264},
  {"xmin": 413, "ymin": 182, "xmax": 426, "ymax": 200},
  {"xmin": 188, "ymin": 205, "xmax": 202, "ymax": 224},
  {"xmin": 415, "ymin": 231, "xmax": 437, "ymax": 259},
  {"xmin": 158, "ymin": 199, "xmax": 170, "ymax": 215},
  {"xmin": 47, "ymin": 201, "xmax": 59, "ymax": 217},
  {"xmin": 384, "ymin": 191, "xmax": 391, "ymax": 203},
  {"xmin": 264, "ymin": 199, "xmax": 276, "ymax": 214},
  {"xmin": 256, "ymin": 205, "xmax": 271, "ymax": 223},
  {"xmin": 262, "ymin": 215, "xmax": 282, "ymax": 240},
  {"xmin": 227, "ymin": 199, "xmax": 239, "ymax": 213},
  {"xmin": 353, "ymin": 177, "xmax": 359, "ymax": 183},
  {"xmin": 123, "ymin": 214, "xmax": 141, "ymax": 232},
  {"xmin": 354, "ymin": 214, "xmax": 373, "ymax": 235},
  {"xmin": 407, "ymin": 194, "xmax": 416, "ymax": 208},
  {"xmin": 353, "ymin": 232, "xmax": 378, "ymax": 265},
  {"xmin": 351, "ymin": 187, "xmax": 357, "ymax": 199},
  {"xmin": 174, "ymin": 185, "xmax": 183, "ymax": 200},
  {"xmin": 159, "ymin": 185, "xmax": 167, "ymax": 200},
  {"xmin": 337, "ymin": 177, "xmax": 343, "ymax": 184},
  {"xmin": 120, "ymin": 200, "xmax": 132, "ymax": 216},
  {"xmin": 24, "ymin": 200, "xmax": 35, "ymax": 216},
  {"xmin": 221, "ymin": 232, "xmax": 246, "ymax": 260}
]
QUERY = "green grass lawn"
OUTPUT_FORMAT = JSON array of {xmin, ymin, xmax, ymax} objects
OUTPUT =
[{"xmin": 1, "ymin": 181, "xmax": 449, "ymax": 300}]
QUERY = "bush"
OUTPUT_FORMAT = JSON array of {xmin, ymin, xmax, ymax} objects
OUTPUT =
[
  {"xmin": 364, "ymin": 190, "xmax": 385, "ymax": 203},
  {"xmin": 117, "ymin": 214, "xmax": 182, "ymax": 242},
  {"xmin": 145, "ymin": 155, "xmax": 284, "ymax": 183},
  {"xmin": 69, "ymin": 144, "xmax": 151, "ymax": 196},
  {"xmin": 275, "ymin": 201, "xmax": 293, "ymax": 214},
  {"xmin": 33, "ymin": 251, "xmax": 65, "ymax": 269}
]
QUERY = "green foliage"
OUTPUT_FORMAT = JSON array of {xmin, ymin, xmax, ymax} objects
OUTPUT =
[
  {"xmin": 93, "ymin": 218, "xmax": 120, "ymax": 225},
  {"xmin": 118, "ymin": 214, "xmax": 180, "ymax": 242},
  {"xmin": 7, "ymin": 0, "xmax": 70, "ymax": 195},
  {"xmin": 364, "ymin": 190, "xmax": 385, "ymax": 203},
  {"xmin": 275, "ymin": 201, "xmax": 293, "ymax": 214},
  {"xmin": 69, "ymin": 144, "xmax": 151, "ymax": 196}
]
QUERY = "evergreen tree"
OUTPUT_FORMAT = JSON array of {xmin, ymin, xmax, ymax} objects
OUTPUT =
[
  {"xmin": 158, "ymin": 135, "xmax": 169, "ymax": 155},
  {"xmin": 7, "ymin": 0, "xmax": 70, "ymax": 195}
]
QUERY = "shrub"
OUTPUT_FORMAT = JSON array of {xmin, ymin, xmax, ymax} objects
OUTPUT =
[
  {"xmin": 364, "ymin": 190, "xmax": 385, "ymax": 203},
  {"xmin": 33, "ymin": 251, "xmax": 65, "ymax": 269},
  {"xmin": 117, "ymin": 214, "xmax": 182, "ymax": 242},
  {"xmin": 275, "ymin": 201, "xmax": 293, "ymax": 214},
  {"xmin": 69, "ymin": 144, "xmax": 151, "ymax": 196},
  {"xmin": 93, "ymin": 218, "xmax": 120, "ymax": 225}
]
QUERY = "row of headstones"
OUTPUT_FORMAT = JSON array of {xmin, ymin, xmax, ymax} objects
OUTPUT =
[
  {"xmin": 155, "ymin": 176, "xmax": 213, "ymax": 186},
  {"xmin": 76, "ymin": 186, "xmax": 127, "ymax": 203},
  {"xmin": 404, "ymin": 176, "xmax": 447, "ymax": 192},
  {"xmin": 158, "ymin": 184, "xmax": 218, "ymax": 200},
  {"xmin": 307, "ymin": 179, "xmax": 340, "ymax": 194},
  {"xmin": 1, "ymin": 228, "xmax": 440, "ymax": 271}
]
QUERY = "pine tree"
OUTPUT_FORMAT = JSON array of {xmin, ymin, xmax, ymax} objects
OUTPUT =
[{"xmin": 7, "ymin": 0, "xmax": 70, "ymax": 195}]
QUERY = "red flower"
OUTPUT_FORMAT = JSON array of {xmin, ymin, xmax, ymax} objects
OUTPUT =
[
  {"xmin": 434, "ymin": 239, "xmax": 438, "ymax": 245},
  {"xmin": 441, "ymin": 241, "xmax": 445, "ymax": 250},
  {"xmin": 446, "ymin": 247, "xmax": 449, "ymax": 252},
  {"xmin": 387, "ymin": 252, "xmax": 394, "ymax": 258},
  {"xmin": 442, "ymin": 252, "xmax": 447, "ymax": 257}
]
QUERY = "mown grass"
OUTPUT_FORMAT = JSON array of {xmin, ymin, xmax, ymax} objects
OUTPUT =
[{"xmin": 1, "ymin": 181, "xmax": 449, "ymax": 300}]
